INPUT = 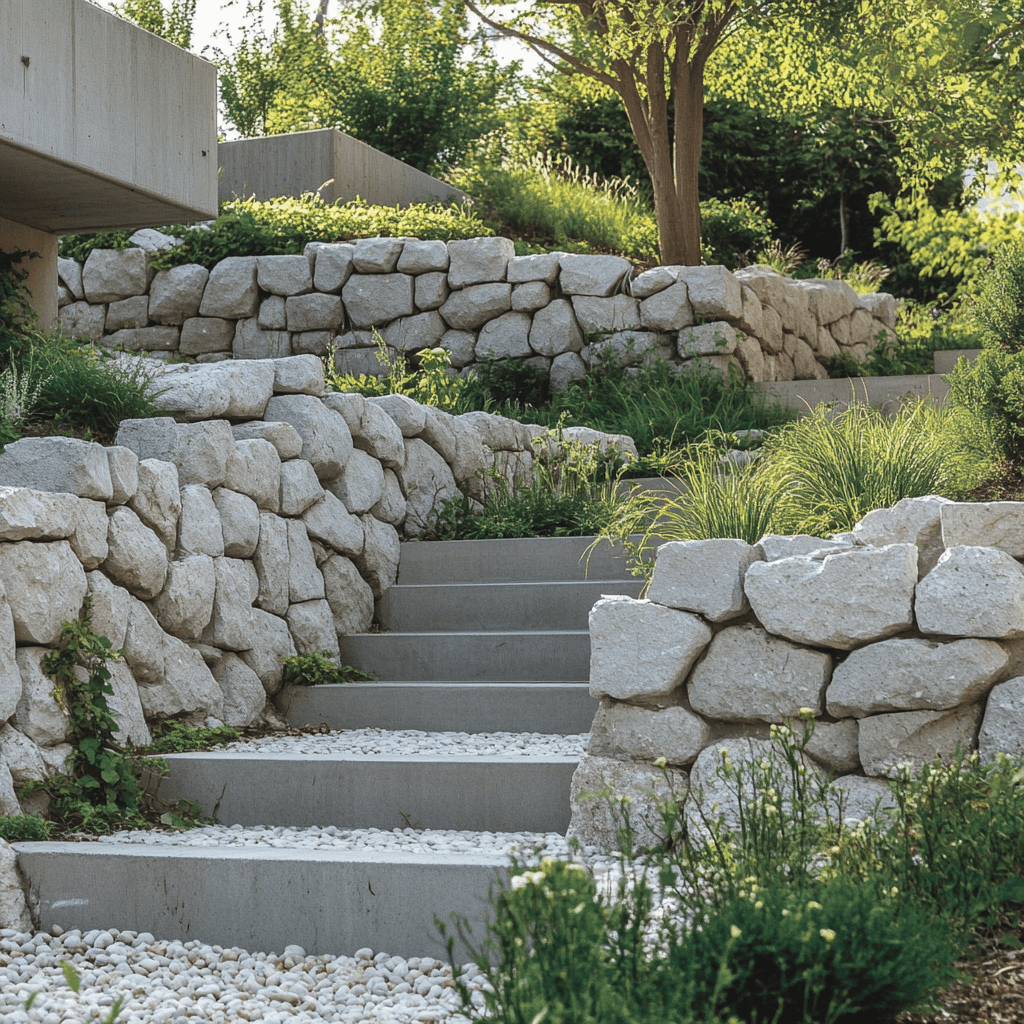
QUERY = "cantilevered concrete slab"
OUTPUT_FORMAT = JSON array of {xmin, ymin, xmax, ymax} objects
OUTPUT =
[
  {"xmin": 219, "ymin": 129, "xmax": 466, "ymax": 208},
  {"xmin": 1, "ymin": 0, "xmax": 218, "ymax": 233}
]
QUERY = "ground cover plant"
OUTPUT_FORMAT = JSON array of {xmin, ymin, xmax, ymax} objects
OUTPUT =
[{"xmin": 444, "ymin": 720, "xmax": 1024, "ymax": 1024}]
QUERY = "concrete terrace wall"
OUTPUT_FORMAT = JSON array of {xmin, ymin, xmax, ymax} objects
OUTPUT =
[
  {"xmin": 219, "ymin": 130, "xmax": 467, "ymax": 209},
  {"xmin": 570, "ymin": 498, "xmax": 1024, "ymax": 848},
  {"xmin": 55, "ymin": 239, "xmax": 900, "ymax": 386},
  {"xmin": 0, "ymin": 359, "xmax": 629, "ymax": 815}
]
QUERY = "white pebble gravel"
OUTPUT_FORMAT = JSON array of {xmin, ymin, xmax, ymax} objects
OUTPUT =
[
  {"xmin": 0, "ymin": 928, "xmax": 490, "ymax": 1023},
  {"xmin": 220, "ymin": 729, "xmax": 588, "ymax": 758}
]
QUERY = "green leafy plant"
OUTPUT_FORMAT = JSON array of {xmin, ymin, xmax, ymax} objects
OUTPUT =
[
  {"xmin": 973, "ymin": 238, "xmax": 1024, "ymax": 353},
  {"xmin": 0, "ymin": 813, "xmax": 54, "ymax": 842},
  {"xmin": 138, "ymin": 720, "xmax": 241, "ymax": 755},
  {"xmin": 281, "ymin": 651, "xmax": 375, "ymax": 686}
]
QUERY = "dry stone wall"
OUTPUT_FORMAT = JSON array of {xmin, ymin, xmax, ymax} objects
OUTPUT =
[
  {"xmin": 0, "ymin": 355, "xmax": 630, "ymax": 817},
  {"xmin": 56, "ymin": 238, "xmax": 899, "ymax": 386},
  {"xmin": 570, "ymin": 496, "xmax": 1024, "ymax": 849}
]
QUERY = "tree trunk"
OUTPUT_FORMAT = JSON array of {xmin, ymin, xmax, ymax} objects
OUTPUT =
[
  {"xmin": 838, "ymin": 188, "xmax": 849, "ymax": 258},
  {"xmin": 665, "ymin": 63, "xmax": 705, "ymax": 267}
]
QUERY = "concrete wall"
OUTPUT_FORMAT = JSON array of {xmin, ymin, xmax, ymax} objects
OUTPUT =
[
  {"xmin": 0, "ymin": 0, "xmax": 218, "ymax": 234},
  {"xmin": 0, "ymin": 219, "xmax": 58, "ymax": 328},
  {"xmin": 219, "ymin": 130, "xmax": 467, "ymax": 208}
]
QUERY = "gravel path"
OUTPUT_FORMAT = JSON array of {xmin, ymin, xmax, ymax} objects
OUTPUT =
[
  {"xmin": 219, "ymin": 729, "xmax": 588, "ymax": 758},
  {"xmin": 1, "ymin": 928, "xmax": 484, "ymax": 1023}
]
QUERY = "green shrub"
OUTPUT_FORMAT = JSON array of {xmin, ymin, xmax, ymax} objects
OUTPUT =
[
  {"xmin": 946, "ymin": 347, "xmax": 1024, "ymax": 469},
  {"xmin": 974, "ymin": 239, "xmax": 1024, "ymax": 352},
  {"xmin": 281, "ymin": 651, "xmax": 375, "ymax": 686},
  {"xmin": 0, "ymin": 814, "xmax": 54, "ymax": 842},
  {"xmin": 701, "ymin": 196, "xmax": 774, "ymax": 269},
  {"xmin": 463, "ymin": 356, "xmax": 550, "ymax": 409},
  {"xmin": 139, "ymin": 721, "xmax": 241, "ymax": 754}
]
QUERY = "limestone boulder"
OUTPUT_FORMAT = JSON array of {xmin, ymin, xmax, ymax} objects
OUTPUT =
[
  {"xmin": 352, "ymin": 237, "xmax": 404, "ymax": 273},
  {"xmin": 448, "ymin": 237, "xmax": 515, "ymax": 288},
  {"xmin": 0, "ymin": 724, "xmax": 48, "ymax": 782},
  {"xmin": 223, "ymin": 438, "xmax": 282, "ymax": 512},
  {"xmin": 179, "ymin": 317, "xmax": 236, "ymax": 355},
  {"xmin": 588, "ymin": 701, "xmax": 709, "ymax": 767},
  {"xmin": 916, "ymin": 546, "xmax": 1024, "ymax": 638},
  {"xmin": 754, "ymin": 534, "xmax": 854, "ymax": 562},
  {"xmin": 418, "ymin": 407, "xmax": 459, "ymax": 464},
  {"xmin": 559, "ymin": 254, "xmax": 631, "ymax": 297},
  {"xmin": 322, "ymin": 555, "xmax": 374, "ymax": 635},
  {"xmin": 550, "ymin": 352, "xmax": 587, "ymax": 391},
  {"xmin": 312, "ymin": 243, "xmax": 356, "ymax": 293},
  {"xmin": 507, "ymin": 252, "xmax": 561, "ymax": 284},
  {"xmin": 128, "ymin": 459, "xmax": 181, "ymax": 551},
  {"xmin": 744, "ymin": 544, "xmax": 917, "ymax": 650},
  {"xmin": 852, "ymin": 495, "xmax": 949, "ymax": 577},
  {"xmin": 677, "ymin": 266, "xmax": 743, "ymax": 320},
  {"xmin": 439, "ymin": 283, "xmax": 512, "ymax": 331},
  {"xmin": 102, "ymin": 661, "xmax": 152, "ymax": 747},
  {"xmin": 232, "ymin": 317, "xmax": 290, "ymax": 360},
  {"xmin": 212, "ymin": 654, "xmax": 266, "ymax": 727},
  {"xmin": 83, "ymin": 248, "xmax": 148, "ymax": 303},
  {"xmin": 0, "ymin": 835, "xmax": 31, "ymax": 927},
  {"xmin": 940, "ymin": 501, "xmax": 1024, "ymax": 557},
  {"xmin": 240, "ymin": 609, "xmax": 296, "ymax": 696},
  {"xmin": 105, "ymin": 446, "xmax": 139, "ymax": 506},
  {"xmin": 570, "ymin": 295, "xmax": 641, "ymax": 334},
  {"xmin": 263, "ymin": 395, "xmax": 353, "ymax": 482},
  {"xmin": 978, "ymin": 677, "xmax": 1024, "ymax": 763},
  {"xmin": 257, "ymin": 254, "xmax": 312, "ymax": 296},
  {"xmin": 212, "ymin": 488, "xmax": 261, "ymax": 558},
  {"xmin": 0, "ymin": 610, "xmax": 20, "ymax": 723},
  {"xmin": 397, "ymin": 239, "xmax": 450, "ymax": 274},
  {"xmin": 370, "ymin": 470, "xmax": 407, "ymax": 528},
  {"xmin": 589, "ymin": 596, "xmax": 712, "ymax": 700},
  {"xmin": 369, "ymin": 394, "xmax": 428, "ymax": 438},
  {"xmin": 649, "ymin": 539, "xmax": 760, "ymax": 622},
  {"xmin": 198, "ymin": 256, "xmax": 259, "ymax": 319},
  {"xmin": 828, "ymin": 776, "xmax": 897, "ymax": 825},
  {"xmin": 414, "ymin": 274, "xmax": 449, "ymax": 311},
  {"xmin": 279, "ymin": 459, "xmax": 326, "ymax": 517},
  {"xmin": 399, "ymin": 438, "xmax": 459, "ymax": 537},
  {"xmin": 689, "ymin": 625, "xmax": 832, "ymax": 722},
  {"xmin": 273, "ymin": 354, "xmax": 325, "ymax": 397},
  {"xmin": 381, "ymin": 311, "xmax": 446, "ymax": 353},
  {"xmin": 58, "ymin": 301, "xmax": 105, "ymax": 341},
  {"xmin": 440, "ymin": 330, "xmax": 476, "ymax": 368},
  {"xmin": 476, "ymin": 311, "xmax": 533, "ymax": 360},
  {"xmin": 286, "ymin": 599, "xmax": 340, "ymax": 660},
  {"xmin": 0, "ymin": 766, "xmax": 19, "ymax": 819},
  {"xmin": 149, "ymin": 264, "xmax": 209, "ymax": 324},
  {"xmin": 353, "ymin": 515, "xmax": 400, "ymax": 598},
  {"xmin": 802, "ymin": 719, "xmax": 860, "ymax": 774},
  {"xmin": 639, "ymin": 282, "xmax": 695, "ymax": 331},
  {"xmin": 102, "ymin": 507, "xmax": 169, "ymax": 601},
  {"xmin": 13, "ymin": 648, "xmax": 71, "ymax": 746},
  {"xmin": 343, "ymin": 273, "xmax": 415, "ymax": 327},
  {"xmin": 327, "ymin": 449, "xmax": 385, "ymax": 515},
  {"xmin": 566, "ymin": 753, "xmax": 688, "ymax": 851},
  {"xmin": 151, "ymin": 361, "xmax": 276, "ymax": 421},
  {"xmin": 0, "ymin": 540, "xmax": 88, "ymax": 644},
  {"xmin": 677, "ymin": 321, "xmax": 739, "ymax": 357},
  {"xmin": 511, "ymin": 281, "xmax": 549, "ymax": 312},
  {"xmin": 58, "ymin": 257, "xmax": 85, "ymax": 300},
  {"xmin": 630, "ymin": 266, "xmax": 677, "ymax": 299},
  {"xmin": 529, "ymin": 299, "xmax": 583, "ymax": 357},
  {"xmin": 116, "ymin": 417, "xmax": 180, "ymax": 465},
  {"xmin": 285, "ymin": 294, "xmax": 344, "ymax": 332},
  {"xmin": 287, "ymin": 520, "xmax": 326, "ymax": 603},
  {"xmin": 177, "ymin": 485, "xmax": 225, "ymax": 558},
  {"xmin": 0, "ymin": 487, "xmax": 79, "ymax": 542},
  {"xmin": 303, "ymin": 491, "xmax": 364, "ymax": 557},
  {"xmin": 793, "ymin": 279, "xmax": 858, "ymax": 325},
  {"xmin": 71, "ymin": 499, "xmax": 110, "ymax": 570},
  {"xmin": 859, "ymin": 704, "xmax": 982, "ymax": 778},
  {"xmin": 0, "ymin": 437, "xmax": 113, "ymax": 500},
  {"xmin": 827, "ymin": 638, "xmax": 1007, "ymax": 717},
  {"xmin": 174, "ymin": 420, "xmax": 235, "ymax": 489},
  {"xmin": 202, "ymin": 557, "xmax": 256, "ymax": 651},
  {"xmin": 253, "ymin": 513, "xmax": 290, "ymax": 616},
  {"xmin": 345, "ymin": 398, "xmax": 405, "ymax": 470},
  {"xmin": 232, "ymin": 422, "xmax": 303, "ymax": 461},
  {"xmin": 106, "ymin": 295, "xmax": 149, "ymax": 332},
  {"xmin": 151, "ymin": 554, "xmax": 216, "ymax": 641},
  {"xmin": 86, "ymin": 571, "xmax": 132, "ymax": 651}
]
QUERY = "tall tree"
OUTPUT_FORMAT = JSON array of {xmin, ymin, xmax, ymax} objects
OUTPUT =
[
  {"xmin": 466, "ymin": 1, "xmax": 1024, "ymax": 266},
  {"xmin": 110, "ymin": 0, "xmax": 197, "ymax": 49}
]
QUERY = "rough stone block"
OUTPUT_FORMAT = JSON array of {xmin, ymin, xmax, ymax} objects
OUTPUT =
[
  {"xmin": 83, "ymin": 248, "xmax": 148, "ymax": 303},
  {"xmin": 199, "ymin": 256, "xmax": 259, "ymax": 319},
  {"xmin": 649, "ymin": 538, "xmax": 760, "ymax": 622},
  {"xmin": 257, "ymin": 255, "xmax": 313, "ymax": 296},
  {"xmin": 0, "ymin": 437, "xmax": 113, "ymax": 501},
  {"xmin": 559, "ymin": 254, "xmax": 631, "ymax": 297},
  {"xmin": 439, "ymin": 283, "xmax": 512, "ymax": 331},
  {"xmin": 448, "ymin": 237, "xmax": 515, "ymax": 288},
  {"xmin": 343, "ymin": 273, "xmax": 415, "ymax": 327},
  {"xmin": 149, "ymin": 265, "xmax": 209, "ymax": 324},
  {"xmin": 979, "ymin": 677, "xmax": 1024, "ymax": 763},
  {"xmin": 859, "ymin": 704, "xmax": 982, "ymax": 778},
  {"xmin": 588, "ymin": 701, "xmax": 709, "ymax": 766}
]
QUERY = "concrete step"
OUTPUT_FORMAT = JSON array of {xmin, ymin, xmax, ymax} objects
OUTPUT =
[
  {"xmin": 151, "ymin": 752, "xmax": 577, "ymax": 833},
  {"xmin": 376, "ymin": 579, "xmax": 643, "ymax": 633},
  {"xmin": 280, "ymin": 682, "xmax": 598, "ymax": 734},
  {"xmin": 16, "ymin": 842, "xmax": 502, "ymax": 960},
  {"xmin": 339, "ymin": 630, "xmax": 589, "ymax": 681},
  {"xmin": 396, "ymin": 536, "xmax": 640, "ymax": 585}
]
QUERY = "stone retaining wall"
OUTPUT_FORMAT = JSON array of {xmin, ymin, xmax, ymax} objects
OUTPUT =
[
  {"xmin": 569, "ymin": 496, "xmax": 1024, "ymax": 848},
  {"xmin": 0, "ymin": 355, "xmax": 630, "ymax": 816},
  {"xmin": 56, "ymin": 238, "xmax": 899, "ymax": 386}
]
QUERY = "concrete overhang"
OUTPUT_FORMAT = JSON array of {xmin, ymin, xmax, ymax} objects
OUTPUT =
[{"xmin": 1, "ymin": 0, "xmax": 219, "ymax": 235}]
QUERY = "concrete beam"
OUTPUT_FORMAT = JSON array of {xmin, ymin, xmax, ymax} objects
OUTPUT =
[
  {"xmin": 755, "ymin": 374, "xmax": 950, "ymax": 413},
  {"xmin": 218, "ymin": 129, "xmax": 467, "ymax": 208},
  {"xmin": 1, "ymin": 0, "xmax": 218, "ymax": 233},
  {"xmin": 16, "ymin": 843, "xmax": 506, "ymax": 961},
  {"xmin": 151, "ymin": 753, "xmax": 578, "ymax": 833}
]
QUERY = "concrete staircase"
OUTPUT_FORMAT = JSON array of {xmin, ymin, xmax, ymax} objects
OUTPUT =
[{"xmin": 16, "ymin": 536, "xmax": 642, "ymax": 959}]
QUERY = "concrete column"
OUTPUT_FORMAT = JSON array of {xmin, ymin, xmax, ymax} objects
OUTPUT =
[{"xmin": 0, "ymin": 216, "xmax": 58, "ymax": 330}]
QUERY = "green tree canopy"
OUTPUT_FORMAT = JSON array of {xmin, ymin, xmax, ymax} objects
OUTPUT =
[{"xmin": 110, "ymin": 0, "xmax": 196, "ymax": 49}]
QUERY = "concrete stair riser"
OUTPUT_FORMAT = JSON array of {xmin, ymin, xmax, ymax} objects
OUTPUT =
[
  {"xmin": 339, "ymin": 631, "xmax": 590, "ymax": 682},
  {"xmin": 376, "ymin": 580, "xmax": 644, "ymax": 633},
  {"xmin": 281, "ymin": 682, "xmax": 597, "ymax": 735},
  {"xmin": 15, "ymin": 843, "xmax": 501, "ymax": 961},
  {"xmin": 153, "ymin": 753, "xmax": 577, "ymax": 833}
]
